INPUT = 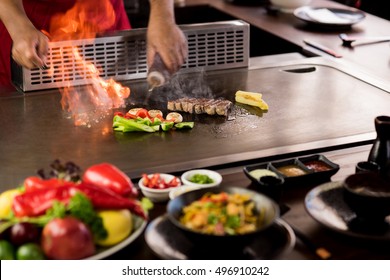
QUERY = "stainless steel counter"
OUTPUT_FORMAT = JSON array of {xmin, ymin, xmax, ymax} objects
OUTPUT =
[{"xmin": 1, "ymin": 56, "xmax": 389, "ymax": 189}]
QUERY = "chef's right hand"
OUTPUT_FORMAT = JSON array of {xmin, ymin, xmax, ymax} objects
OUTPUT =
[{"xmin": 11, "ymin": 25, "xmax": 49, "ymax": 69}]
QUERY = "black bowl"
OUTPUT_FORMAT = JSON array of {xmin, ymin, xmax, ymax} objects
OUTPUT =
[
  {"xmin": 343, "ymin": 172, "xmax": 390, "ymax": 222},
  {"xmin": 257, "ymin": 175, "xmax": 285, "ymax": 203},
  {"xmin": 166, "ymin": 186, "xmax": 280, "ymax": 248}
]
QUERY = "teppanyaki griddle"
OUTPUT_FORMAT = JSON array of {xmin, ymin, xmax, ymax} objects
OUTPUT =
[{"xmin": 0, "ymin": 57, "xmax": 389, "ymax": 188}]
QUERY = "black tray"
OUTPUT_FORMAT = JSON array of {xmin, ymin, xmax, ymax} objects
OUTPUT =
[{"xmin": 244, "ymin": 154, "xmax": 340, "ymax": 187}]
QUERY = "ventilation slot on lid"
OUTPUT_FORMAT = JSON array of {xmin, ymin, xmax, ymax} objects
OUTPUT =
[{"xmin": 12, "ymin": 20, "xmax": 249, "ymax": 92}]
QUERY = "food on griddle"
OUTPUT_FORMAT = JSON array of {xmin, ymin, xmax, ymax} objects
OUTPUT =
[
  {"xmin": 167, "ymin": 98, "xmax": 233, "ymax": 117},
  {"xmin": 113, "ymin": 108, "xmax": 194, "ymax": 133},
  {"xmin": 148, "ymin": 109, "xmax": 163, "ymax": 118},
  {"xmin": 235, "ymin": 90, "xmax": 269, "ymax": 110},
  {"xmin": 166, "ymin": 112, "xmax": 183, "ymax": 123},
  {"xmin": 174, "ymin": 122, "xmax": 194, "ymax": 129},
  {"xmin": 128, "ymin": 108, "xmax": 143, "ymax": 116}
]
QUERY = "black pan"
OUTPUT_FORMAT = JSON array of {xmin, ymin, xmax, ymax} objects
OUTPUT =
[{"xmin": 166, "ymin": 186, "xmax": 280, "ymax": 248}]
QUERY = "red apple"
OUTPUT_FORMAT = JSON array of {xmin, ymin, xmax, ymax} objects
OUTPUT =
[{"xmin": 41, "ymin": 217, "xmax": 95, "ymax": 260}]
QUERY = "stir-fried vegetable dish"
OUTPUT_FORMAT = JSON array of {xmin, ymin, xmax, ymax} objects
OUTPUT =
[{"xmin": 180, "ymin": 192, "xmax": 263, "ymax": 235}]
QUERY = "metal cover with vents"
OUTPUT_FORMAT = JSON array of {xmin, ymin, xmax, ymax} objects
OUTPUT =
[{"xmin": 12, "ymin": 20, "xmax": 249, "ymax": 92}]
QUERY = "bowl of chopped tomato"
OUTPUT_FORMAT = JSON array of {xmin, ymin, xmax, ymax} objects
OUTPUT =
[{"xmin": 138, "ymin": 173, "xmax": 182, "ymax": 202}]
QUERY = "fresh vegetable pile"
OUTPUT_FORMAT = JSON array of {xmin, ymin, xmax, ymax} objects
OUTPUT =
[
  {"xmin": 0, "ymin": 160, "xmax": 151, "ymax": 260},
  {"xmin": 113, "ymin": 108, "xmax": 194, "ymax": 133}
]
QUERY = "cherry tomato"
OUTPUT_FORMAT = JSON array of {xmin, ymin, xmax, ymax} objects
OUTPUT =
[{"xmin": 142, "ymin": 173, "xmax": 180, "ymax": 189}]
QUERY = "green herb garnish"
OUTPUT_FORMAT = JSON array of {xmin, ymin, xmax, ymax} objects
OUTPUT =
[{"xmin": 189, "ymin": 174, "xmax": 214, "ymax": 184}]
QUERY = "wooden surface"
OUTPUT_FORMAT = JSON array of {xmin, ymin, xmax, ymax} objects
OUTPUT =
[
  {"xmin": 107, "ymin": 1, "xmax": 390, "ymax": 259},
  {"xmin": 106, "ymin": 144, "xmax": 390, "ymax": 260}
]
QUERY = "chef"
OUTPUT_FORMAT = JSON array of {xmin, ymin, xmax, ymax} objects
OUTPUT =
[{"xmin": 0, "ymin": 0, "xmax": 187, "ymax": 87}]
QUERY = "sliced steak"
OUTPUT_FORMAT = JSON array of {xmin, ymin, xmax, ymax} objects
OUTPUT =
[
  {"xmin": 167, "ymin": 97, "xmax": 232, "ymax": 117},
  {"xmin": 174, "ymin": 98, "xmax": 184, "ymax": 111},
  {"xmin": 215, "ymin": 99, "xmax": 233, "ymax": 116},
  {"xmin": 204, "ymin": 99, "xmax": 220, "ymax": 115}
]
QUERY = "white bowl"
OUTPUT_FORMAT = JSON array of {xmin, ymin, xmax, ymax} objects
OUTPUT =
[
  {"xmin": 181, "ymin": 169, "xmax": 223, "ymax": 188},
  {"xmin": 138, "ymin": 173, "xmax": 182, "ymax": 202}
]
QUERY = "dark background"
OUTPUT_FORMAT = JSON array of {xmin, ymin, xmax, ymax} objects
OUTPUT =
[{"xmin": 124, "ymin": 0, "xmax": 390, "ymax": 24}]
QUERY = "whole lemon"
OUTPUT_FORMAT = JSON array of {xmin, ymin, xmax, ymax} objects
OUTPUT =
[
  {"xmin": 0, "ymin": 189, "xmax": 23, "ymax": 219},
  {"xmin": 96, "ymin": 209, "xmax": 133, "ymax": 246}
]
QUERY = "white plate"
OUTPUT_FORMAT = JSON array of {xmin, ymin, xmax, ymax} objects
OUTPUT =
[
  {"xmin": 294, "ymin": 6, "xmax": 366, "ymax": 28},
  {"xmin": 84, "ymin": 215, "xmax": 147, "ymax": 260}
]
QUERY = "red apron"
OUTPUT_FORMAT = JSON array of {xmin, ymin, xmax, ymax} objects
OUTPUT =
[{"xmin": 0, "ymin": 0, "xmax": 131, "ymax": 87}]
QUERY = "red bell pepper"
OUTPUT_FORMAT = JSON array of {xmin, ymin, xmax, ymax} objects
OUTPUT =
[
  {"xmin": 24, "ymin": 176, "xmax": 68, "ymax": 193},
  {"xmin": 82, "ymin": 163, "xmax": 138, "ymax": 197},
  {"xmin": 135, "ymin": 108, "xmax": 150, "ymax": 119},
  {"xmin": 12, "ymin": 182, "xmax": 147, "ymax": 219},
  {"xmin": 72, "ymin": 183, "xmax": 146, "ymax": 219},
  {"xmin": 13, "ymin": 181, "xmax": 77, "ymax": 217}
]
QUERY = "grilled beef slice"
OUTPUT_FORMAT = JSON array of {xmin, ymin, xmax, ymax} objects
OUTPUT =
[{"xmin": 167, "ymin": 98, "xmax": 232, "ymax": 117}]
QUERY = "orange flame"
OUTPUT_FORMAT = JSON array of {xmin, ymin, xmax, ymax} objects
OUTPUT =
[{"xmin": 48, "ymin": 0, "xmax": 130, "ymax": 126}]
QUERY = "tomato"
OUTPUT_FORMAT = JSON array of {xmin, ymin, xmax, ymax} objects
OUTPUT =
[
  {"xmin": 167, "ymin": 177, "xmax": 180, "ymax": 187},
  {"xmin": 141, "ymin": 173, "xmax": 180, "ymax": 189},
  {"xmin": 16, "ymin": 243, "xmax": 45, "ymax": 260},
  {"xmin": 0, "ymin": 240, "xmax": 15, "ymax": 260}
]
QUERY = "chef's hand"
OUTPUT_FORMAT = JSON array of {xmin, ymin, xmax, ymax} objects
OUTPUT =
[
  {"xmin": 146, "ymin": 19, "xmax": 187, "ymax": 74},
  {"xmin": 11, "ymin": 24, "xmax": 49, "ymax": 69}
]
